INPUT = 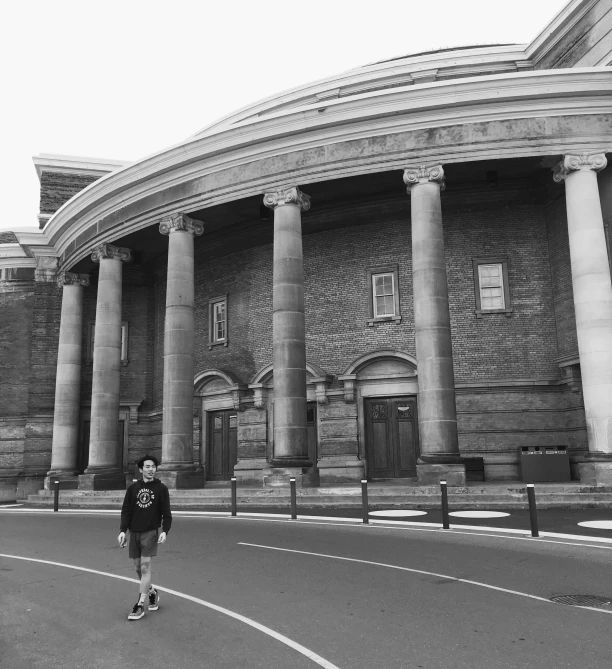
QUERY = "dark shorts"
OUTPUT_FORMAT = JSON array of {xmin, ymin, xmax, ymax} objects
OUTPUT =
[{"xmin": 128, "ymin": 529, "xmax": 159, "ymax": 559}]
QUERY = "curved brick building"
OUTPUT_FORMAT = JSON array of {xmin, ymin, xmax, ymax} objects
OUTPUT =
[{"xmin": 1, "ymin": 0, "xmax": 612, "ymax": 500}]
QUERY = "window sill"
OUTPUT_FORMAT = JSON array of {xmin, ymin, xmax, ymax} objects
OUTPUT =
[
  {"xmin": 475, "ymin": 309, "xmax": 513, "ymax": 318},
  {"xmin": 366, "ymin": 316, "xmax": 402, "ymax": 326},
  {"xmin": 208, "ymin": 340, "xmax": 229, "ymax": 350}
]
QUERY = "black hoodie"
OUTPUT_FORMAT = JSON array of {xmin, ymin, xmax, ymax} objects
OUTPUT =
[{"xmin": 120, "ymin": 478, "xmax": 172, "ymax": 534}]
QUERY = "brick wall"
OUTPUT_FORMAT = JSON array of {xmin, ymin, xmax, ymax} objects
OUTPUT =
[
  {"xmin": 39, "ymin": 172, "xmax": 100, "ymax": 215},
  {"xmin": 446, "ymin": 201, "xmax": 559, "ymax": 382},
  {"xmin": 150, "ymin": 199, "xmax": 561, "ymax": 388},
  {"xmin": 22, "ymin": 281, "xmax": 62, "ymax": 476},
  {"xmin": 545, "ymin": 192, "xmax": 578, "ymax": 359},
  {"xmin": 0, "ymin": 273, "xmax": 34, "ymax": 476}
]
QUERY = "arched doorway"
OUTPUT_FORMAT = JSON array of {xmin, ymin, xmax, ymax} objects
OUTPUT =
[{"xmin": 342, "ymin": 350, "xmax": 420, "ymax": 479}]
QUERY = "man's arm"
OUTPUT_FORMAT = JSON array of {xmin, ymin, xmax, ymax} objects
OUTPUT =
[
  {"xmin": 161, "ymin": 485, "xmax": 172, "ymax": 535},
  {"xmin": 119, "ymin": 486, "xmax": 133, "ymax": 533}
]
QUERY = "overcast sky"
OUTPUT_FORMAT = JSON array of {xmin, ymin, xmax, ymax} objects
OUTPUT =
[{"xmin": 2, "ymin": 0, "xmax": 569, "ymax": 233}]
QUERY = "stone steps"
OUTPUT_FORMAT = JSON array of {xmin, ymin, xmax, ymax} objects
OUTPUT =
[{"xmin": 22, "ymin": 483, "xmax": 612, "ymax": 510}]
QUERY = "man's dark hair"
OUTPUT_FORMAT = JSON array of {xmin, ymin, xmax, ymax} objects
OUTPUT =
[{"xmin": 137, "ymin": 454, "xmax": 159, "ymax": 469}]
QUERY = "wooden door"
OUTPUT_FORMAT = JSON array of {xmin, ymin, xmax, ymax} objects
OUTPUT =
[
  {"xmin": 364, "ymin": 397, "xmax": 419, "ymax": 479},
  {"xmin": 208, "ymin": 410, "xmax": 238, "ymax": 480}
]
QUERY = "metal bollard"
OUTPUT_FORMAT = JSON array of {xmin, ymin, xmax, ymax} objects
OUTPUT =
[
  {"xmin": 231, "ymin": 477, "xmax": 237, "ymax": 517},
  {"xmin": 361, "ymin": 479, "xmax": 369, "ymax": 524},
  {"xmin": 527, "ymin": 483, "xmax": 539, "ymax": 537},
  {"xmin": 53, "ymin": 480, "xmax": 60, "ymax": 512},
  {"xmin": 440, "ymin": 480, "xmax": 450, "ymax": 529},
  {"xmin": 290, "ymin": 478, "xmax": 297, "ymax": 520}
]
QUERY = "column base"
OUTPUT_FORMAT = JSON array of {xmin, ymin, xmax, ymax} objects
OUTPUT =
[
  {"xmin": 78, "ymin": 473, "xmax": 126, "ymax": 491},
  {"xmin": 156, "ymin": 471, "xmax": 205, "ymax": 490},
  {"xmin": 233, "ymin": 458, "xmax": 267, "ymax": 486},
  {"xmin": 44, "ymin": 474, "xmax": 79, "ymax": 491},
  {"xmin": 263, "ymin": 466, "xmax": 313, "ymax": 488},
  {"xmin": 416, "ymin": 463, "xmax": 466, "ymax": 486},
  {"xmin": 318, "ymin": 457, "xmax": 364, "ymax": 484},
  {"xmin": 577, "ymin": 460, "xmax": 612, "ymax": 485}
]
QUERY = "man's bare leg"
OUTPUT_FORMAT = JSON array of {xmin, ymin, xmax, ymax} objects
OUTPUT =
[{"xmin": 139, "ymin": 557, "xmax": 152, "ymax": 597}]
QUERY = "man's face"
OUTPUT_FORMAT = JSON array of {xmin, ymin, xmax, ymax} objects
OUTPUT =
[{"xmin": 140, "ymin": 460, "xmax": 157, "ymax": 480}]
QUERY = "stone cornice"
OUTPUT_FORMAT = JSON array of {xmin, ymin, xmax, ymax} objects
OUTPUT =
[
  {"xmin": 526, "ymin": 0, "xmax": 598, "ymax": 65},
  {"xmin": 263, "ymin": 186, "xmax": 311, "ymax": 211},
  {"xmin": 91, "ymin": 243, "xmax": 132, "ymax": 264},
  {"xmin": 28, "ymin": 69, "xmax": 612, "ymax": 268},
  {"xmin": 159, "ymin": 213, "xmax": 204, "ymax": 236},
  {"xmin": 403, "ymin": 165, "xmax": 445, "ymax": 190},
  {"xmin": 57, "ymin": 271, "xmax": 90, "ymax": 287},
  {"xmin": 553, "ymin": 152, "xmax": 608, "ymax": 182}
]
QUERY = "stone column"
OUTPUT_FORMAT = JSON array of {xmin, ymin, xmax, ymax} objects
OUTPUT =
[
  {"xmin": 553, "ymin": 152, "xmax": 612, "ymax": 484},
  {"xmin": 403, "ymin": 165, "xmax": 465, "ymax": 485},
  {"xmin": 157, "ymin": 213, "xmax": 204, "ymax": 489},
  {"xmin": 46, "ymin": 272, "xmax": 90, "ymax": 489},
  {"xmin": 263, "ymin": 186, "xmax": 312, "ymax": 486},
  {"xmin": 80, "ymin": 243, "xmax": 131, "ymax": 490}
]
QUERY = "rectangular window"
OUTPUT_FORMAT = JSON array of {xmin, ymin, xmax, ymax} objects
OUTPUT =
[
  {"xmin": 373, "ymin": 273, "xmax": 395, "ymax": 317},
  {"xmin": 478, "ymin": 264, "xmax": 504, "ymax": 310},
  {"xmin": 214, "ymin": 301, "xmax": 226, "ymax": 341},
  {"xmin": 208, "ymin": 295, "xmax": 229, "ymax": 348},
  {"xmin": 366, "ymin": 265, "xmax": 401, "ymax": 325},
  {"xmin": 473, "ymin": 258, "xmax": 512, "ymax": 317}
]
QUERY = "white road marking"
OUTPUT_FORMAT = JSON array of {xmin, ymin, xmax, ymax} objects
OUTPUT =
[
  {"xmin": 238, "ymin": 542, "xmax": 612, "ymax": 616},
  {"xmin": 578, "ymin": 520, "xmax": 612, "ymax": 529},
  {"xmin": 0, "ymin": 552, "xmax": 341, "ymax": 669},
  {"xmin": 449, "ymin": 511, "xmax": 510, "ymax": 518},
  {"xmin": 3, "ymin": 507, "xmax": 612, "ymax": 548},
  {"xmin": 369, "ymin": 510, "xmax": 428, "ymax": 517}
]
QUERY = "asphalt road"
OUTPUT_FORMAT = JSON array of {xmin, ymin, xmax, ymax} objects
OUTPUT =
[{"xmin": 2, "ymin": 510, "xmax": 612, "ymax": 669}]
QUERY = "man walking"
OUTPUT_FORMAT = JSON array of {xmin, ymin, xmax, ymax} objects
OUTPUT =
[{"xmin": 118, "ymin": 454, "xmax": 172, "ymax": 621}]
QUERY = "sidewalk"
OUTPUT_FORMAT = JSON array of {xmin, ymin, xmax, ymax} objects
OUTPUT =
[{"xmin": 23, "ymin": 479, "xmax": 612, "ymax": 510}]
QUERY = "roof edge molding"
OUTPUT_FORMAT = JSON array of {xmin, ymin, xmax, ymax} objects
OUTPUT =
[
  {"xmin": 33, "ymin": 154, "xmax": 129, "ymax": 181},
  {"xmin": 41, "ymin": 67, "xmax": 612, "ymax": 270}
]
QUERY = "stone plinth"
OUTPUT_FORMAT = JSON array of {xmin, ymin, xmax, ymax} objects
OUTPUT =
[
  {"xmin": 78, "ymin": 473, "xmax": 126, "ymax": 491},
  {"xmin": 156, "ymin": 470, "xmax": 205, "ymax": 490},
  {"xmin": 416, "ymin": 463, "xmax": 466, "ymax": 486},
  {"xmin": 263, "ymin": 466, "xmax": 311, "ymax": 487}
]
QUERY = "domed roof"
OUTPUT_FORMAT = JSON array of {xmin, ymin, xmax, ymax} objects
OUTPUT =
[{"xmin": 190, "ymin": 43, "xmax": 531, "ymax": 140}]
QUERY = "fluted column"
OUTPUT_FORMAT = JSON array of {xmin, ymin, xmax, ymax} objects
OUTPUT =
[
  {"xmin": 80, "ymin": 243, "xmax": 131, "ymax": 490},
  {"xmin": 157, "ymin": 213, "xmax": 204, "ymax": 489},
  {"xmin": 47, "ymin": 271, "xmax": 89, "ymax": 485},
  {"xmin": 553, "ymin": 152, "xmax": 612, "ymax": 483},
  {"xmin": 404, "ymin": 165, "xmax": 464, "ymax": 485},
  {"xmin": 263, "ymin": 186, "xmax": 312, "ymax": 479}
]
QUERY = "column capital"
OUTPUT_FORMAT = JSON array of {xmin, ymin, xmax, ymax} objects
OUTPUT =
[
  {"xmin": 403, "ymin": 165, "xmax": 445, "ymax": 192},
  {"xmin": 553, "ymin": 152, "xmax": 608, "ymax": 183},
  {"xmin": 91, "ymin": 243, "xmax": 132, "ymax": 264},
  {"xmin": 57, "ymin": 271, "xmax": 90, "ymax": 288},
  {"xmin": 263, "ymin": 186, "xmax": 311, "ymax": 212},
  {"xmin": 159, "ymin": 213, "xmax": 204, "ymax": 236}
]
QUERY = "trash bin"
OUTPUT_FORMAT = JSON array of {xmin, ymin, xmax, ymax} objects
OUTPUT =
[{"xmin": 519, "ymin": 446, "xmax": 571, "ymax": 482}]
